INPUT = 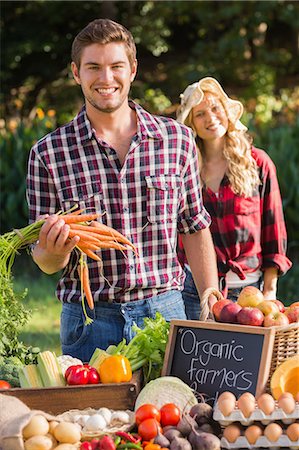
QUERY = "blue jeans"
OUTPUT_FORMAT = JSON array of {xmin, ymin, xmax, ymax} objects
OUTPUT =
[
  {"xmin": 182, "ymin": 266, "xmax": 263, "ymax": 320},
  {"xmin": 60, "ymin": 290, "xmax": 186, "ymax": 362}
]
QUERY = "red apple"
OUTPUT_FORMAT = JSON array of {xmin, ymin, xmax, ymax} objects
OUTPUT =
[
  {"xmin": 263, "ymin": 311, "xmax": 290, "ymax": 327},
  {"xmin": 212, "ymin": 299, "xmax": 233, "ymax": 321},
  {"xmin": 237, "ymin": 286, "xmax": 264, "ymax": 308},
  {"xmin": 257, "ymin": 300, "xmax": 279, "ymax": 316},
  {"xmin": 220, "ymin": 302, "xmax": 242, "ymax": 323},
  {"xmin": 269, "ymin": 299, "xmax": 285, "ymax": 313},
  {"xmin": 237, "ymin": 307, "xmax": 265, "ymax": 326},
  {"xmin": 284, "ymin": 306, "xmax": 299, "ymax": 323}
]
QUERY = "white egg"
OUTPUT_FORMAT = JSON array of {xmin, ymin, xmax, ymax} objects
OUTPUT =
[
  {"xmin": 97, "ymin": 407, "xmax": 112, "ymax": 425},
  {"xmin": 111, "ymin": 411, "xmax": 131, "ymax": 425},
  {"xmin": 79, "ymin": 415, "xmax": 89, "ymax": 426},
  {"xmin": 85, "ymin": 414, "xmax": 107, "ymax": 431}
]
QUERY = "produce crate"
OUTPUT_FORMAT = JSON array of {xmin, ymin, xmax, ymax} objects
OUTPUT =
[
  {"xmin": 0, "ymin": 370, "xmax": 142, "ymax": 415},
  {"xmin": 267, "ymin": 322, "xmax": 299, "ymax": 390}
]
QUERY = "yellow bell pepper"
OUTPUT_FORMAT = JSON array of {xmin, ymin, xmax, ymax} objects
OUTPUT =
[{"xmin": 99, "ymin": 355, "xmax": 132, "ymax": 383}]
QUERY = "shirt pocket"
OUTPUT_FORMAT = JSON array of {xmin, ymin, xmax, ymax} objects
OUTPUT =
[
  {"xmin": 58, "ymin": 182, "xmax": 105, "ymax": 216},
  {"xmin": 234, "ymin": 196, "xmax": 260, "ymax": 215},
  {"xmin": 145, "ymin": 174, "xmax": 181, "ymax": 223}
]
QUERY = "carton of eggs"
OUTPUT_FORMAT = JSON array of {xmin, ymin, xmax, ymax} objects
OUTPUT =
[
  {"xmin": 214, "ymin": 391, "xmax": 298, "ymax": 426},
  {"xmin": 221, "ymin": 422, "xmax": 299, "ymax": 449}
]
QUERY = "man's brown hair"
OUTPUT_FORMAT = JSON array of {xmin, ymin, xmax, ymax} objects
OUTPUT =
[{"xmin": 71, "ymin": 18, "xmax": 136, "ymax": 69}]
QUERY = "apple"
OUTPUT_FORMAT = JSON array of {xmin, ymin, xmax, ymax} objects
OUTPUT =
[
  {"xmin": 212, "ymin": 299, "xmax": 233, "ymax": 321},
  {"xmin": 263, "ymin": 311, "xmax": 290, "ymax": 327},
  {"xmin": 237, "ymin": 307, "xmax": 265, "ymax": 326},
  {"xmin": 220, "ymin": 302, "xmax": 242, "ymax": 323},
  {"xmin": 284, "ymin": 306, "xmax": 299, "ymax": 323},
  {"xmin": 269, "ymin": 299, "xmax": 285, "ymax": 313},
  {"xmin": 237, "ymin": 286, "xmax": 264, "ymax": 308},
  {"xmin": 289, "ymin": 301, "xmax": 299, "ymax": 309},
  {"xmin": 257, "ymin": 300, "xmax": 279, "ymax": 316}
]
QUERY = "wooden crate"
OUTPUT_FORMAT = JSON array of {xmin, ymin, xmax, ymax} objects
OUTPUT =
[{"xmin": 0, "ymin": 371, "xmax": 142, "ymax": 415}]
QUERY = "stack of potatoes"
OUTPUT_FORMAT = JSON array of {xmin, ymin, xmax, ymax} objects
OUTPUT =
[{"xmin": 22, "ymin": 415, "xmax": 82, "ymax": 450}]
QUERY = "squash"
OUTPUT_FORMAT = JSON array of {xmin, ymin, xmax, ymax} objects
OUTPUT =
[{"xmin": 270, "ymin": 355, "xmax": 299, "ymax": 399}]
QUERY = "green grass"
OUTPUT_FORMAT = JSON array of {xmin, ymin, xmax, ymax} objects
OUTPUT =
[{"xmin": 13, "ymin": 266, "xmax": 62, "ymax": 355}]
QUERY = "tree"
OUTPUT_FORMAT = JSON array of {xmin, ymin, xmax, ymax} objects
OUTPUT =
[{"xmin": 1, "ymin": 0, "xmax": 298, "ymax": 120}]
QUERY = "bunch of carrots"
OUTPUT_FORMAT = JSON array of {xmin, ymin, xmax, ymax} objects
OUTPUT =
[{"xmin": 0, "ymin": 208, "xmax": 137, "ymax": 324}]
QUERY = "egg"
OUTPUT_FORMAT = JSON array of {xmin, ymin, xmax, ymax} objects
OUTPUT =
[
  {"xmin": 97, "ymin": 407, "xmax": 112, "ymax": 425},
  {"xmin": 257, "ymin": 393, "xmax": 276, "ymax": 415},
  {"xmin": 245, "ymin": 424, "xmax": 263, "ymax": 444},
  {"xmin": 84, "ymin": 414, "xmax": 107, "ymax": 432},
  {"xmin": 286, "ymin": 423, "xmax": 299, "ymax": 442},
  {"xmin": 223, "ymin": 424, "xmax": 242, "ymax": 443},
  {"xmin": 217, "ymin": 391, "xmax": 236, "ymax": 403},
  {"xmin": 217, "ymin": 398, "xmax": 236, "ymax": 416},
  {"xmin": 237, "ymin": 392, "xmax": 256, "ymax": 418},
  {"xmin": 278, "ymin": 394, "xmax": 296, "ymax": 414},
  {"xmin": 264, "ymin": 423, "xmax": 283, "ymax": 442}
]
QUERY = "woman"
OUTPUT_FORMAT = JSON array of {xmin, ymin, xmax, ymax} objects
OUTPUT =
[{"xmin": 176, "ymin": 77, "xmax": 292, "ymax": 319}]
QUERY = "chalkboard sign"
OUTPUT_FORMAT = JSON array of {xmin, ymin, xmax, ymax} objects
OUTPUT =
[{"xmin": 162, "ymin": 320, "xmax": 275, "ymax": 403}]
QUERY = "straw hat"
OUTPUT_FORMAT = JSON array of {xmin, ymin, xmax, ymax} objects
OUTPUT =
[{"xmin": 176, "ymin": 77, "xmax": 247, "ymax": 131}]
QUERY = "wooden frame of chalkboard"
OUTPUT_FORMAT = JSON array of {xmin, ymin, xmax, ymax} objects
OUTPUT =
[{"xmin": 162, "ymin": 320, "xmax": 275, "ymax": 403}]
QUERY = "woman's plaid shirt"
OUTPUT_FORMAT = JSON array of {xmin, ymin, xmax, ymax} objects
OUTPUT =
[
  {"xmin": 178, "ymin": 147, "xmax": 292, "ymax": 282},
  {"xmin": 27, "ymin": 101, "xmax": 211, "ymax": 303}
]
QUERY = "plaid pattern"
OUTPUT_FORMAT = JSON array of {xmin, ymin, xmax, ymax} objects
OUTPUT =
[
  {"xmin": 178, "ymin": 147, "xmax": 292, "ymax": 280},
  {"xmin": 27, "ymin": 101, "xmax": 211, "ymax": 303}
]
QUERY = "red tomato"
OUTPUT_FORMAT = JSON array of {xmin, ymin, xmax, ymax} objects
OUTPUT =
[
  {"xmin": 135, "ymin": 403, "xmax": 161, "ymax": 425},
  {"xmin": 160, "ymin": 403, "xmax": 181, "ymax": 427},
  {"xmin": 0, "ymin": 380, "xmax": 11, "ymax": 389},
  {"xmin": 138, "ymin": 418, "xmax": 162, "ymax": 441}
]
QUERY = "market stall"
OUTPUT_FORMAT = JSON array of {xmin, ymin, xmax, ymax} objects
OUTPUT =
[{"xmin": 0, "ymin": 217, "xmax": 298, "ymax": 450}]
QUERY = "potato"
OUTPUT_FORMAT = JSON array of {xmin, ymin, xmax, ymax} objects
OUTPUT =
[
  {"xmin": 24, "ymin": 435, "xmax": 53, "ymax": 450},
  {"xmin": 23, "ymin": 415, "xmax": 50, "ymax": 439},
  {"xmin": 48, "ymin": 420, "xmax": 59, "ymax": 434},
  {"xmin": 53, "ymin": 421, "xmax": 81, "ymax": 444},
  {"xmin": 53, "ymin": 445, "xmax": 78, "ymax": 450}
]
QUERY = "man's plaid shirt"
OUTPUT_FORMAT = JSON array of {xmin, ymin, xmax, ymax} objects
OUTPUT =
[
  {"xmin": 27, "ymin": 101, "xmax": 211, "ymax": 303},
  {"xmin": 178, "ymin": 147, "xmax": 292, "ymax": 283}
]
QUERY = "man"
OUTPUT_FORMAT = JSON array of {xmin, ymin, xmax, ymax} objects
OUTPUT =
[{"xmin": 27, "ymin": 19, "xmax": 218, "ymax": 362}]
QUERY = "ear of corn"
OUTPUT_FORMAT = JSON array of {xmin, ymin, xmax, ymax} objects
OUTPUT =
[
  {"xmin": 18, "ymin": 364, "xmax": 44, "ymax": 388},
  {"xmin": 89, "ymin": 348, "xmax": 110, "ymax": 372},
  {"xmin": 37, "ymin": 351, "xmax": 66, "ymax": 387}
]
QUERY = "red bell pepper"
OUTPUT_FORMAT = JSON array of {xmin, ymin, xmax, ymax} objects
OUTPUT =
[{"xmin": 65, "ymin": 364, "xmax": 100, "ymax": 385}]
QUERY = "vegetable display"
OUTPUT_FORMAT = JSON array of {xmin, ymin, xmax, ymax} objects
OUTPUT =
[{"xmin": 98, "ymin": 313, "xmax": 170, "ymax": 382}]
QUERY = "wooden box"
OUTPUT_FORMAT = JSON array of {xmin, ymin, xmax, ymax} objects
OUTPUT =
[{"xmin": 0, "ymin": 371, "xmax": 142, "ymax": 415}]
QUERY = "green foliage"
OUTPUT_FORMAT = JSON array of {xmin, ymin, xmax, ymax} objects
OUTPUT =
[
  {"xmin": 2, "ymin": 1, "xmax": 299, "ymax": 118},
  {"xmin": 0, "ymin": 271, "xmax": 40, "ymax": 363},
  {"xmin": 0, "ymin": 110, "xmax": 57, "ymax": 234}
]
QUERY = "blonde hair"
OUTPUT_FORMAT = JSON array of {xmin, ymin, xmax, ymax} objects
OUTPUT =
[{"xmin": 186, "ymin": 95, "xmax": 260, "ymax": 197}]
